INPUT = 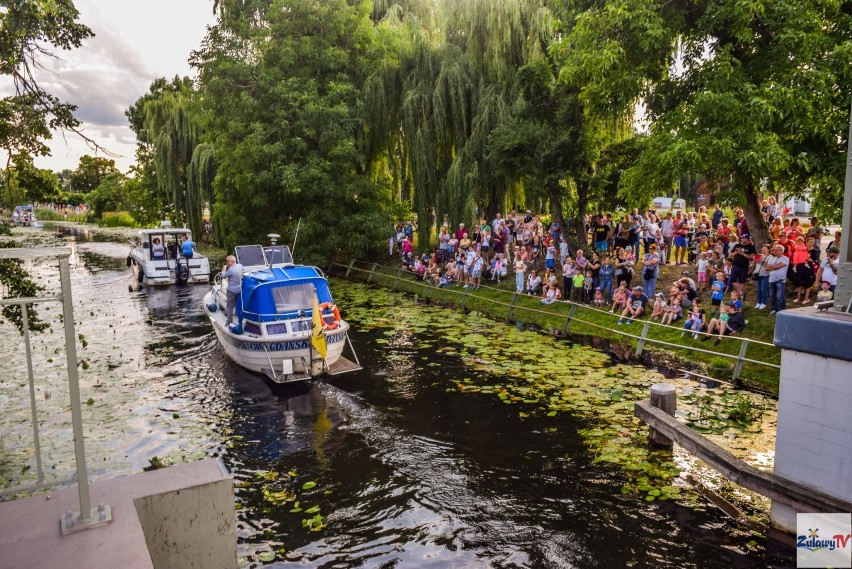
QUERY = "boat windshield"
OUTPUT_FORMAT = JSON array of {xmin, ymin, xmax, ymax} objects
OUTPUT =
[
  {"xmin": 271, "ymin": 283, "xmax": 316, "ymax": 313},
  {"xmin": 264, "ymin": 246, "xmax": 293, "ymax": 265}
]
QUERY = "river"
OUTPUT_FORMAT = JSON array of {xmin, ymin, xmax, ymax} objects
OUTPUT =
[{"xmin": 0, "ymin": 224, "xmax": 793, "ymax": 567}]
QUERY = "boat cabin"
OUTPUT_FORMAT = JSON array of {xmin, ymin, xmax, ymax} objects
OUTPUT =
[
  {"xmin": 234, "ymin": 265, "xmax": 335, "ymax": 336},
  {"xmin": 135, "ymin": 229, "xmax": 195, "ymax": 261}
]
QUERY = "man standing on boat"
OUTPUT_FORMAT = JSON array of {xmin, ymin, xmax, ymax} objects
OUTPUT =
[
  {"xmin": 181, "ymin": 234, "xmax": 196, "ymax": 259},
  {"xmin": 221, "ymin": 255, "xmax": 243, "ymax": 326},
  {"xmin": 180, "ymin": 235, "xmax": 195, "ymax": 259}
]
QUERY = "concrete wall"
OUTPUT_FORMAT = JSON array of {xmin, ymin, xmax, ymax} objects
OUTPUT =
[
  {"xmin": 771, "ymin": 349, "xmax": 852, "ymax": 532},
  {"xmin": 135, "ymin": 477, "xmax": 236, "ymax": 569},
  {"xmin": 0, "ymin": 459, "xmax": 235, "ymax": 569}
]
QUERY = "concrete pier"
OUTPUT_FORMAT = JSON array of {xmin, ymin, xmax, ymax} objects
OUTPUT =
[{"xmin": 0, "ymin": 459, "xmax": 236, "ymax": 569}]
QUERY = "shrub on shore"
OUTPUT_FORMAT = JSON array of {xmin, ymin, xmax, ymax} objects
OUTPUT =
[{"xmin": 99, "ymin": 211, "xmax": 136, "ymax": 227}]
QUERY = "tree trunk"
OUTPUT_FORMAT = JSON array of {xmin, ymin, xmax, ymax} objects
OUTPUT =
[
  {"xmin": 547, "ymin": 182, "xmax": 565, "ymax": 242},
  {"xmin": 570, "ymin": 180, "xmax": 589, "ymax": 253},
  {"xmin": 742, "ymin": 182, "xmax": 770, "ymax": 248}
]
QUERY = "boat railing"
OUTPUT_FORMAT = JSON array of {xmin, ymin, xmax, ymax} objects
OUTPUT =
[
  {"xmin": 333, "ymin": 258, "xmax": 782, "ymax": 392},
  {"xmin": 0, "ymin": 247, "xmax": 111, "ymax": 534}
]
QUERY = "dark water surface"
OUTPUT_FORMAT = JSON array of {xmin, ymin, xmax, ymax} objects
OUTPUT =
[{"xmin": 0, "ymin": 225, "xmax": 794, "ymax": 568}]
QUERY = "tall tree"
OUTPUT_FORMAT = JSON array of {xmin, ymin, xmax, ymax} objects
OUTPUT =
[
  {"xmin": 0, "ymin": 0, "xmax": 112, "ymax": 169},
  {"xmin": 192, "ymin": 0, "xmax": 388, "ymax": 262},
  {"xmin": 126, "ymin": 78, "xmax": 207, "ymax": 234},
  {"xmin": 363, "ymin": 0, "xmax": 556, "ymax": 248},
  {"xmin": 68, "ymin": 155, "xmax": 118, "ymax": 194},
  {"xmin": 558, "ymin": 0, "xmax": 852, "ymax": 246}
]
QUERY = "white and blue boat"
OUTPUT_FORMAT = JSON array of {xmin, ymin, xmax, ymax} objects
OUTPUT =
[{"xmin": 203, "ymin": 240, "xmax": 361, "ymax": 383}]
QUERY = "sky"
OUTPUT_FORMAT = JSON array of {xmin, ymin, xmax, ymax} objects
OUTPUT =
[{"xmin": 9, "ymin": 0, "xmax": 217, "ymax": 173}]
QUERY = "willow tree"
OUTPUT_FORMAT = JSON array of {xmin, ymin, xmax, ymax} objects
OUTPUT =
[
  {"xmin": 192, "ymin": 0, "xmax": 389, "ymax": 263},
  {"xmin": 363, "ymin": 0, "xmax": 556, "ymax": 249},
  {"xmin": 126, "ymin": 77, "xmax": 210, "ymax": 235}
]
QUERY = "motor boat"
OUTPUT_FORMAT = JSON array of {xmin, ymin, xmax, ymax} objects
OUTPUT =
[
  {"xmin": 10, "ymin": 205, "xmax": 36, "ymax": 226},
  {"xmin": 127, "ymin": 223, "xmax": 211, "ymax": 285},
  {"xmin": 203, "ymin": 237, "xmax": 361, "ymax": 384}
]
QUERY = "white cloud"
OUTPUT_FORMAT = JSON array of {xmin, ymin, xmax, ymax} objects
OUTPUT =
[{"xmin": 11, "ymin": 0, "xmax": 218, "ymax": 173}]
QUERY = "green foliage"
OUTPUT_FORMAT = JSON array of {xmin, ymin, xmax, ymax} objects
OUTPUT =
[
  {"xmin": 68, "ymin": 155, "xmax": 118, "ymax": 194},
  {"xmin": 560, "ymin": 0, "xmax": 852, "ymax": 235},
  {"xmin": 0, "ymin": 0, "xmax": 93, "ymax": 161},
  {"xmin": 84, "ymin": 172, "xmax": 131, "ymax": 218},
  {"xmin": 364, "ymin": 0, "xmax": 557, "ymax": 247},
  {"xmin": 126, "ymin": 77, "xmax": 210, "ymax": 235},
  {"xmin": 98, "ymin": 211, "xmax": 136, "ymax": 228},
  {"xmin": 1, "ymin": 156, "xmax": 60, "ymax": 206},
  {"xmin": 195, "ymin": 0, "xmax": 388, "ymax": 263},
  {"xmin": 0, "ymin": 244, "xmax": 50, "ymax": 335}
]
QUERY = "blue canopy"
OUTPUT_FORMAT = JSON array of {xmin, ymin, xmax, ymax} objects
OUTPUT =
[{"xmin": 237, "ymin": 266, "xmax": 333, "ymax": 323}]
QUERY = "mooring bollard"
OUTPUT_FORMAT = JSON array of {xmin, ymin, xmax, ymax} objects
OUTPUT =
[{"xmin": 648, "ymin": 383, "xmax": 677, "ymax": 449}]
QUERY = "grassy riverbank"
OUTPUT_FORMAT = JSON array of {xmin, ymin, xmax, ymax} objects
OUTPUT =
[{"xmin": 334, "ymin": 257, "xmax": 781, "ymax": 395}]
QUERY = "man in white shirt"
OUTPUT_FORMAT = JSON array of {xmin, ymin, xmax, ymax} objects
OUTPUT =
[
  {"xmin": 816, "ymin": 246, "xmax": 839, "ymax": 293},
  {"xmin": 660, "ymin": 212, "xmax": 674, "ymax": 264},
  {"xmin": 764, "ymin": 244, "xmax": 790, "ymax": 314}
]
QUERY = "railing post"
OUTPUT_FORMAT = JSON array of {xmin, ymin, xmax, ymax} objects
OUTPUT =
[
  {"xmin": 392, "ymin": 268, "xmax": 403, "ymax": 291},
  {"xmin": 366, "ymin": 262, "xmax": 378, "ymax": 283},
  {"xmin": 460, "ymin": 286, "xmax": 470, "ymax": 311},
  {"xmin": 732, "ymin": 339, "xmax": 749, "ymax": 383},
  {"xmin": 561, "ymin": 304, "xmax": 578, "ymax": 335},
  {"xmin": 22, "ymin": 303, "xmax": 44, "ymax": 484},
  {"xmin": 507, "ymin": 292, "xmax": 519, "ymax": 321},
  {"xmin": 636, "ymin": 321, "xmax": 652, "ymax": 355},
  {"xmin": 345, "ymin": 259, "xmax": 355, "ymax": 277},
  {"xmin": 59, "ymin": 256, "xmax": 112, "ymax": 534},
  {"xmin": 648, "ymin": 383, "xmax": 677, "ymax": 449}
]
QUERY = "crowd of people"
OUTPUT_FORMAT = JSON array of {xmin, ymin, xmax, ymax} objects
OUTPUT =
[{"xmin": 391, "ymin": 201, "xmax": 841, "ymax": 344}]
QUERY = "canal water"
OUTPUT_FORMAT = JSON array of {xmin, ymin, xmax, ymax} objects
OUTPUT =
[{"xmin": 0, "ymin": 225, "xmax": 794, "ymax": 568}]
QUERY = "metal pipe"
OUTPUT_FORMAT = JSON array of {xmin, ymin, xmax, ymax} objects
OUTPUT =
[
  {"xmin": 22, "ymin": 303, "xmax": 45, "ymax": 484},
  {"xmin": 59, "ymin": 256, "xmax": 92, "ymax": 521}
]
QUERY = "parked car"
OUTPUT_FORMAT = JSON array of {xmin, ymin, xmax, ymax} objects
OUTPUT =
[{"xmin": 652, "ymin": 197, "xmax": 686, "ymax": 211}]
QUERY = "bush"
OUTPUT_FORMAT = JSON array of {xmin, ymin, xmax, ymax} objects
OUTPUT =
[
  {"xmin": 99, "ymin": 211, "xmax": 136, "ymax": 227},
  {"xmin": 35, "ymin": 207, "xmax": 61, "ymax": 220}
]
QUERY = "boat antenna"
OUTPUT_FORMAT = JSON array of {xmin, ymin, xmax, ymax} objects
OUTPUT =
[{"xmin": 292, "ymin": 217, "xmax": 302, "ymax": 255}]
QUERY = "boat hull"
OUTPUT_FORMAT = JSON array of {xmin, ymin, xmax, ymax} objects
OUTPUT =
[{"xmin": 204, "ymin": 290, "xmax": 349, "ymax": 381}]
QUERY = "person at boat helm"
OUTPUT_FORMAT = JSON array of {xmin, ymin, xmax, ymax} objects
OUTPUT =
[
  {"xmin": 151, "ymin": 238, "xmax": 165, "ymax": 260},
  {"xmin": 181, "ymin": 234, "xmax": 196, "ymax": 259},
  {"xmin": 221, "ymin": 255, "xmax": 243, "ymax": 326}
]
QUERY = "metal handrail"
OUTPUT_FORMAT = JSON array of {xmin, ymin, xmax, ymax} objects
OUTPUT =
[
  {"xmin": 333, "ymin": 259, "xmax": 782, "ymax": 379},
  {"xmin": 0, "ymin": 247, "xmax": 111, "ymax": 534}
]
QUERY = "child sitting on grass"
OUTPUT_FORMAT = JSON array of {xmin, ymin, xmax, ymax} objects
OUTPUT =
[
  {"xmin": 593, "ymin": 287, "xmax": 606, "ymax": 308},
  {"xmin": 609, "ymin": 283, "xmax": 628, "ymax": 313},
  {"xmin": 661, "ymin": 297, "xmax": 682, "ymax": 325},
  {"xmin": 649, "ymin": 293, "xmax": 667, "ymax": 320}
]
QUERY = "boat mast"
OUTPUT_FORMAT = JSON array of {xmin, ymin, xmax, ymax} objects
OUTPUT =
[{"xmin": 291, "ymin": 217, "xmax": 302, "ymax": 257}]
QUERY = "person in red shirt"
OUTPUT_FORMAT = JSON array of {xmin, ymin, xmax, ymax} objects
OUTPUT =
[
  {"xmin": 783, "ymin": 217, "xmax": 804, "ymax": 242},
  {"xmin": 776, "ymin": 232, "xmax": 794, "ymax": 259},
  {"xmin": 715, "ymin": 218, "xmax": 733, "ymax": 256},
  {"xmin": 455, "ymin": 223, "xmax": 467, "ymax": 241}
]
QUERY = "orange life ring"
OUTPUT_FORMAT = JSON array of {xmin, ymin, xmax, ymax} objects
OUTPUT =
[{"xmin": 318, "ymin": 302, "xmax": 341, "ymax": 330}]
